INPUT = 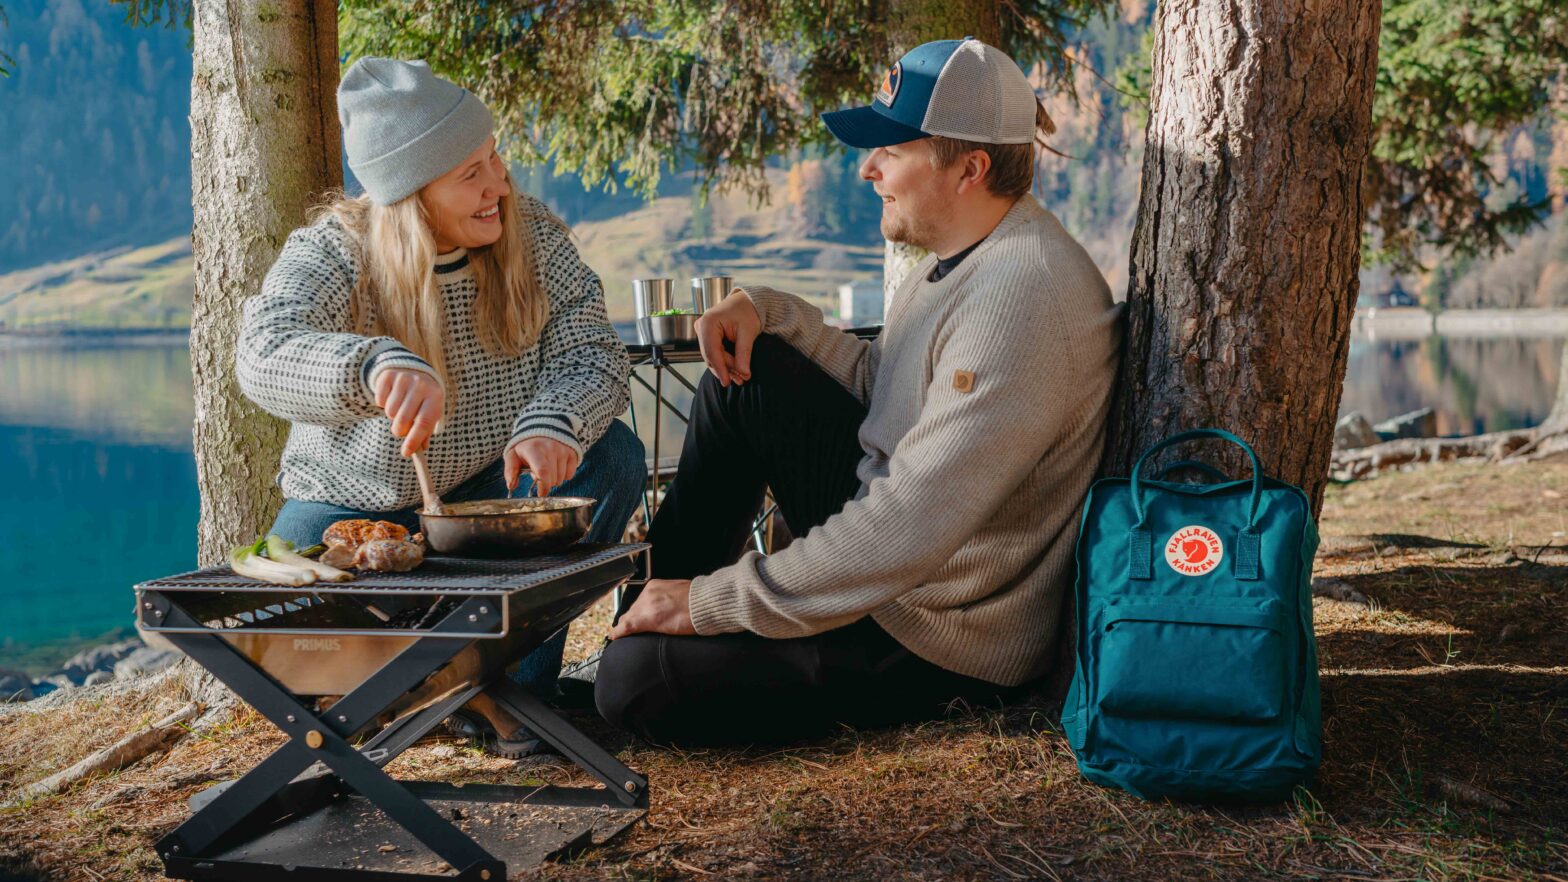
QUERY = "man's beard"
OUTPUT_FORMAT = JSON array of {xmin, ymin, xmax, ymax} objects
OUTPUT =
[{"xmin": 881, "ymin": 208, "xmax": 936, "ymax": 252}]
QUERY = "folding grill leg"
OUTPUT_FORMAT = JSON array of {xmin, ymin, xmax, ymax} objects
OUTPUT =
[
  {"xmin": 151, "ymin": 593, "xmax": 506, "ymax": 878},
  {"xmin": 488, "ymin": 680, "xmax": 647, "ymax": 808},
  {"xmin": 358, "ymin": 682, "xmax": 486, "ymax": 761}
]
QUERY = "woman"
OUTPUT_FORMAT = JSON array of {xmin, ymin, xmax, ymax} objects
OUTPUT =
[{"xmin": 236, "ymin": 57, "xmax": 644, "ymax": 757}]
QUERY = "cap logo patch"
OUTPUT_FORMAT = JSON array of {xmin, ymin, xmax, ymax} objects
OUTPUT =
[
  {"xmin": 875, "ymin": 62, "xmax": 902, "ymax": 107},
  {"xmin": 1165, "ymin": 525, "xmax": 1223, "ymax": 576}
]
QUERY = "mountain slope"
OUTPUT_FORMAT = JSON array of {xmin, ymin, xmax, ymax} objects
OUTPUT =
[
  {"xmin": 0, "ymin": 169, "xmax": 880, "ymax": 329},
  {"xmin": 0, "ymin": 238, "xmax": 192, "ymax": 331}
]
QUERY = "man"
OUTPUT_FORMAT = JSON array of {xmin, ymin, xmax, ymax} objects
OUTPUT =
[{"xmin": 595, "ymin": 38, "xmax": 1123, "ymax": 746}]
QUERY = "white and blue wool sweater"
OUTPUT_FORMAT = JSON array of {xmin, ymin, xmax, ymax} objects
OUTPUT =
[{"xmin": 237, "ymin": 194, "xmax": 630, "ymax": 512}]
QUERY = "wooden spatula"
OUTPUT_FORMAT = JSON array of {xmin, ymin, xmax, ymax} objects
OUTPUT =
[{"xmin": 410, "ymin": 451, "xmax": 444, "ymax": 515}]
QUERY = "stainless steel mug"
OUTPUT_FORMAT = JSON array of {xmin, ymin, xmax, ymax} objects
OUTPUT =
[
  {"xmin": 691, "ymin": 276, "xmax": 733, "ymax": 314},
  {"xmin": 632, "ymin": 278, "xmax": 676, "ymax": 320}
]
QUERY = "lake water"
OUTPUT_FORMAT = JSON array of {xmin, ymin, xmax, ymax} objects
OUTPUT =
[{"xmin": 2, "ymin": 330, "xmax": 1562, "ymax": 672}]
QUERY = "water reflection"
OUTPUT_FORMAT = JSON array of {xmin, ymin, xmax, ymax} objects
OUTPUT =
[
  {"xmin": 1340, "ymin": 334, "xmax": 1563, "ymax": 435},
  {"xmin": 0, "ymin": 338, "xmax": 195, "ymax": 449}
]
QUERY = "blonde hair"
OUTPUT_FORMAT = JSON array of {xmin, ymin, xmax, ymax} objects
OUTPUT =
[{"xmin": 309, "ymin": 184, "xmax": 558, "ymax": 389}]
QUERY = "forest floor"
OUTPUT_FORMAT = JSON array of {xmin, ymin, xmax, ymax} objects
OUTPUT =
[{"xmin": 1, "ymin": 456, "xmax": 1565, "ymax": 881}]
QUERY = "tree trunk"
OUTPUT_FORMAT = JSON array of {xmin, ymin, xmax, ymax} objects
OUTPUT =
[
  {"xmin": 189, "ymin": 0, "xmax": 341, "ymax": 564},
  {"xmin": 1542, "ymin": 344, "xmax": 1568, "ymax": 435},
  {"xmin": 879, "ymin": 2, "xmax": 1002, "ymax": 301},
  {"xmin": 1107, "ymin": 0, "xmax": 1381, "ymax": 516}
]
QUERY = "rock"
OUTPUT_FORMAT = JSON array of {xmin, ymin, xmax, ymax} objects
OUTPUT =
[
  {"xmin": 1312, "ymin": 577, "xmax": 1371, "ymax": 606},
  {"xmin": 430, "ymin": 745, "xmax": 458, "ymax": 759},
  {"xmin": 1374, "ymin": 407, "xmax": 1437, "ymax": 441},
  {"xmin": 113, "ymin": 647, "xmax": 180, "ymax": 680},
  {"xmin": 82, "ymin": 670, "xmax": 114, "ymax": 687},
  {"xmin": 39, "ymin": 674, "xmax": 75, "ymax": 692},
  {"xmin": 1334, "ymin": 412, "xmax": 1380, "ymax": 450},
  {"xmin": 56, "ymin": 639, "xmax": 141, "ymax": 683},
  {"xmin": 1316, "ymin": 535, "xmax": 1377, "ymax": 558},
  {"xmin": 0, "ymin": 669, "xmax": 35, "ymax": 702}
]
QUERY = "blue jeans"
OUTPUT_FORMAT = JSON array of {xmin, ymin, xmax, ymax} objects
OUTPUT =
[{"xmin": 269, "ymin": 420, "xmax": 645, "ymax": 695}]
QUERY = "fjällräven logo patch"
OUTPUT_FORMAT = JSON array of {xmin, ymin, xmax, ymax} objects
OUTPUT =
[
  {"xmin": 1165, "ymin": 525, "xmax": 1223, "ymax": 576},
  {"xmin": 875, "ymin": 62, "xmax": 902, "ymax": 107}
]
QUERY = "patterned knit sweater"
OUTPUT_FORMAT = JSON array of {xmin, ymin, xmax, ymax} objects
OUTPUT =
[
  {"xmin": 236, "ymin": 195, "xmax": 630, "ymax": 512},
  {"xmin": 687, "ymin": 196, "xmax": 1123, "ymax": 686}
]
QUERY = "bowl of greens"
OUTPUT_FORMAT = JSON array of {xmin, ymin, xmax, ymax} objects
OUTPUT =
[{"xmin": 638, "ymin": 309, "xmax": 697, "ymax": 345}]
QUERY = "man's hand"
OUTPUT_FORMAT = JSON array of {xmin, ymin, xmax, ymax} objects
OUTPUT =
[
  {"xmin": 373, "ymin": 368, "xmax": 444, "ymax": 456},
  {"xmin": 609, "ymin": 579, "xmax": 696, "ymax": 639},
  {"xmin": 505, "ymin": 436, "xmax": 581, "ymax": 496},
  {"xmin": 694, "ymin": 290, "xmax": 760, "ymax": 387}
]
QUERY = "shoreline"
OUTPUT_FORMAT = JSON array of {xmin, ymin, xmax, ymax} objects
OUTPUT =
[
  {"xmin": 0, "ymin": 328, "xmax": 190, "ymax": 349},
  {"xmin": 1351, "ymin": 307, "xmax": 1568, "ymax": 341},
  {"xmin": 6, "ymin": 308, "xmax": 1568, "ymax": 345},
  {"xmin": 1, "ymin": 628, "xmax": 139, "ymax": 679}
]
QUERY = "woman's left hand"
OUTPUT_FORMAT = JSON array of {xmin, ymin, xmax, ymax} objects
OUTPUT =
[{"xmin": 505, "ymin": 436, "xmax": 581, "ymax": 495}]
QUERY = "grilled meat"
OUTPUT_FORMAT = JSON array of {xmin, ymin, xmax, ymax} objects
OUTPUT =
[
  {"xmin": 355, "ymin": 534, "xmax": 427, "ymax": 572},
  {"xmin": 322, "ymin": 519, "xmax": 409, "ymax": 549},
  {"xmin": 321, "ymin": 519, "xmax": 423, "ymax": 572}
]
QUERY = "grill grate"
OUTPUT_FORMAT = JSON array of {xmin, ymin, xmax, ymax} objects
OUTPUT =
[{"xmin": 137, "ymin": 543, "xmax": 647, "ymax": 596}]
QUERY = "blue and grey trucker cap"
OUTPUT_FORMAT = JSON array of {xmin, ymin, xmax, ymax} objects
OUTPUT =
[{"xmin": 822, "ymin": 38, "xmax": 1038, "ymax": 149}]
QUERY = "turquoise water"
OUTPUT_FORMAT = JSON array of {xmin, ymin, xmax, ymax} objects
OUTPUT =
[
  {"xmin": 0, "ymin": 341, "xmax": 199, "ymax": 671},
  {"xmin": 1, "ymin": 424, "xmax": 199, "ymax": 651},
  {"xmin": 0, "ymin": 333, "xmax": 1560, "ymax": 673}
]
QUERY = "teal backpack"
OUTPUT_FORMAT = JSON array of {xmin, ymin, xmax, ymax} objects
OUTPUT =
[{"xmin": 1061, "ymin": 429, "xmax": 1322, "ymax": 803}]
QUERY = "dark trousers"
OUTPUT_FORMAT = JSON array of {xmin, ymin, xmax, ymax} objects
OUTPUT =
[{"xmin": 595, "ymin": 335, "xmax": 1014, "ymax": 747}]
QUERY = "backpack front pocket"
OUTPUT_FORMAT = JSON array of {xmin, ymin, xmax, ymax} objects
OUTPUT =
[{"xmin": 1094, "ymin": 599, "xmax": 1286, "ymax": 723}]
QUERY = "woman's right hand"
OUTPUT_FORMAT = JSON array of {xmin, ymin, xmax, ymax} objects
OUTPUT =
[
  {"xmin": 694, "ymin": 290, "xmax": 760, "ymax": 387},
  {"xmin": 372, "ymin": 368, "xmax": 444, "ymax": 456}
]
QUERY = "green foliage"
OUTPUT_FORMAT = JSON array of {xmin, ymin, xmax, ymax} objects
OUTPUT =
[
  {"xmin": 108, "ymin": 0, "xmax": 191, "ymax": 30},
  {"xmin": 1111, "ymin": 28, "xmax": 1154, "ymax": 130},
  {"xmin": 338, "ymin": 0, "xmax": 1115, "ymax": 201},
  {"xmin": 1114, "ymin": 0, "xmax": 1567, "ymax": 272},
  {"xmin": 1368, "ymin": 0, "xmax": 1566, "ymax": 271}
]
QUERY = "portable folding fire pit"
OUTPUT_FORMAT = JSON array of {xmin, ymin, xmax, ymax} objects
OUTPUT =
[{"xmin": 136, "ymin": 542, "xmax": 648, "ymax": 881}]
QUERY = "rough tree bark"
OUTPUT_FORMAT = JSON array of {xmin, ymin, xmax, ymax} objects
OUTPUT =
[
  {"xmin": 190, "ymin": 0, "xmax": 340, "ymax": 564},
  {"xmin": 1546, "ymin": 351, "xmax": 1568, "ymax": 435},
  {"xmin": 1106, "ymin": 0, "xmax": 1382, "ymax": 516},
  {"xmin": 880, "ymin": 1, "xmax": 1002, "ymax": 301}
]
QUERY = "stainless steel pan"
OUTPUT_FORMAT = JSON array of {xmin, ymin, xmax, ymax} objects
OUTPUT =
[{"xmin": 419, "ymin": 497, "xmax": 596, "ymax": 556}]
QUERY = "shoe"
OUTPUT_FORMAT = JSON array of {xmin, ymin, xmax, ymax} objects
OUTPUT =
[
  {"xmin": 555, "ymin": 646, "xmax": 604, "ymax": 710},
  {"xmin": 444, "ymin": 709, "xmax": 558, "ymax": 761}
]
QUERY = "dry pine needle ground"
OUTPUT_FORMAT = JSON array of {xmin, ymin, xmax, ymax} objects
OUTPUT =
[{"xmin": 2, "ymin": 458, "xmax": 1566, "ymax": 881}]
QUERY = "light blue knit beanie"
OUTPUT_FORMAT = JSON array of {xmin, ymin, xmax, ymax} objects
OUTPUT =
[{"xmin": 338, "ymin": 58, "xmax": 495, "ymax": 205}]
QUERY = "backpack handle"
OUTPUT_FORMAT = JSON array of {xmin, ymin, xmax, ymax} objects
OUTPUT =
[
  {"xmin": 1128, "ymin": 429, "xmax": 1265, "ymax": 581},
  {"xmin": 1154, "ymin": 459, "xmax": 1231, "ymax": 483},
  {"xmin": 1130, "ymin": 428, "xmax": 1264, "ymax": 528}
]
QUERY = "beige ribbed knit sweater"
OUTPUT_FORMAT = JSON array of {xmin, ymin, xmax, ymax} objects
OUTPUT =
[{"xmin": 687, "ymin": 196, "xmax": 1123, "ymax": 686}]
